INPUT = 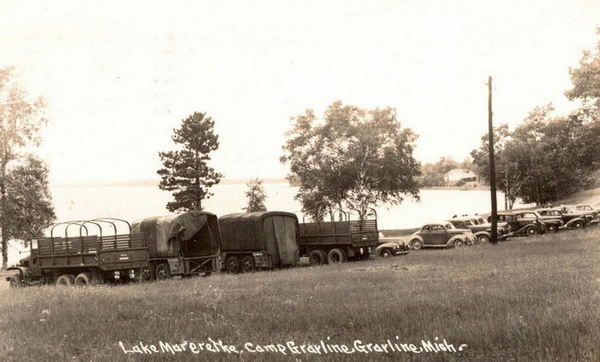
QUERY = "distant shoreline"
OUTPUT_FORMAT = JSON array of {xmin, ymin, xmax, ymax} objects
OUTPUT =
[{"xmin": 51, "ymin": 178, "xmax": 289, "ymax": 188}]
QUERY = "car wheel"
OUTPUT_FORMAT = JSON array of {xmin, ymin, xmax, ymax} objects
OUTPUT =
[
  {"xmin": 327, "ymin": 248, "xmax": 347, "ymax": 264},
  {"xmin": 308, "ymin": 249, "xmax": 327, "ymax": 265},
  {"xmin": 526, "ymin": 226, "xmax": 538, "ymax": 236},
  {"xmin": 547, "ymin": 224, "xmax": 556, "ymax": 233},
  {"xmin": 573, "ymin": 221, "xmax": 584, "ymax": 229},
  {"xmin": 411, "ymin": 239, "xmax": 422, "ymax": 250},
  {"xmin": 478, "ymin": 235, "xmax": 490, "ymax": 244},
  {"xmin": 380, "ymin": 249, "xmax": 392, "ymax": 258},
  {"xmin": 454, "ymin": 240, "xmax": 465, "ymax": 247},
  {"xmin": 241, "ymin": 255, "xmax": 255, "ymax": 273}
]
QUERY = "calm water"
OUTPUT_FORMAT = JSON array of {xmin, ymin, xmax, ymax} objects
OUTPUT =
[
  {"xmin": 6, "ymin": 183, "xmax": 528, "ymax": 264},
  {"xmin": 50, "ymin": 183, "xmax": 527, "ymax": 230}
]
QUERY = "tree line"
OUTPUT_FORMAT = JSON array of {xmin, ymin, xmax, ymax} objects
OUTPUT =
[{"xmin": 471, "ymin": 32, "xmax": 600, "ymax": 208}]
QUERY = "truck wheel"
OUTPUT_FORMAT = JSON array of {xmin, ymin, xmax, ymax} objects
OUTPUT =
[
  {"xmin": 139, "ymin": 263, "xmax": 154, "ymax": 282},
  {"xmin": 327, "ymin": 248, "xmax": 347, "ymax": 264},
  {"xmin": 478, "ymin": 235, "xmax": 490, "ymax": 244},
  {"xmin": 155, "ymin": 262, "xmax": 171, "ymax": 280},
  {"xmin": 225, "ymin": 256, "xmax": 241, "ymax": 274},
  {"xmin": 9, "ymin": 274, "xmax": 22, "ymax": 288},
  {"xmin": 241, "ymin": 255, "xmax": 255, "ymax": 273},
  {"xmin": 308, "ymin": 249, "xmax": 326, "ymax": 266},
  {"xmin": 526, "ymin": 226, "xmax": 538, "ymax": 236},
  {"xmin": 74, "ymin": 273, "xmax": 92, "ymax": 286},
  {"xmin": 56, "ymin": 274, "xmax": 75, "ymax": 286}
]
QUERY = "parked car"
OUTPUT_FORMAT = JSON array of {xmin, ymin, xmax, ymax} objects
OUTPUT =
[
  {"xmin": 574, "ymin": 204, "xmax": 600, "ymax": 224},
  {"xmin": 447, "ymin": 216, "xmax": 511, "ymax": 243},
  {"xmin": 559, "ymin": 205, "xmax": 594, "ymax": 228},
  {"xmin": 534, "ymin": 208, "xmax": 564, "ymax": 232},
  {"xmin": 409, "ymin": 222, "xmax": 475, "ymax": 250},
  {"xmin": 489, "ymin": 211, "xmax": 546, "ymax": 236},
  {"xmin": 375, "ymin": 236, "xmax": 410, "ymax": 257}
]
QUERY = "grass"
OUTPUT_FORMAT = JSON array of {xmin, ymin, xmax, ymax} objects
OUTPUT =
[{"xmin": 1, "ymin": 228, "xmax": 600, "ymax": 361}]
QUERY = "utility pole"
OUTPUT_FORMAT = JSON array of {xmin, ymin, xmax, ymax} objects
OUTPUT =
[{"xmin": 487, "ymin": 76, "xmax": 498, "ymax": 244}]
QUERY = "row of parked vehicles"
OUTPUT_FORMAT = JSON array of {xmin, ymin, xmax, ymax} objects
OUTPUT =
[
  {"xmin": 406, "ymin": 204, "xmax": 599, "ymax": 250},
  {"xmin": 7, "ymin": 210, "xmax": 383, "ymax": 287}
]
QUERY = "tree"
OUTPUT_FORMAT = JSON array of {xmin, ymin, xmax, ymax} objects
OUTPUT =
[
  {"xmin": 157, "ymin": 112, "xmax": 223, "ymax": 212},
  {"xmin": 3, "ymin": 156, "xmax": 55, "ymax": 248},
  {"xmin": 471, "ymin": 104, "xmax": 600, "ymax": 207},
  {"xmin": 281, "ymin": 101, "xmax": 420, "ymax": 220},
  {"xmin": 243, "ymin": 178, "xmax": 267, "ymax": 212},
  {"xmin": 0, "ymin": 67, "xmax": 49, "ymax": 269},
  {"xmin": 566, "ymin": 28, "xmax": 600, "ymax": 104}
]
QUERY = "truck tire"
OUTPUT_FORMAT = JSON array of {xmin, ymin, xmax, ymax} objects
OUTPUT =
[
  {"xmin": 225, "ymin": 256, "xmax": 241, "ymax": 274},
  {"xmin": 327, "ymin": 248, "xmax": 347, "ymax": 264},
  {"xmin": 240, "ymin": 255, "xmax": 255, "ymax": 273},
  {"xmin": 308, "ymin": 249, "xmax": 326, "ymax": 266},
  {"xmin": 74, "ymin": 272, "xmax": 92, "ymax": 286},
  {"xmin": 56, "ymin": 274, "xmax": 75, "ymax": 286},
  {"xmin": 139, "ymin": 263, "xmax": 154, "ymax": 282},
  {"xmin": 155, "ymin": 262, "xmax": 171, "ymax": 280},
  {"xmin": 9, "ymin": 274, "xmax": 22, "ymax": 288}
]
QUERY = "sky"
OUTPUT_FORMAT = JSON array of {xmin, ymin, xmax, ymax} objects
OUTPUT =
[{"xmin": 1, "ymin": 0, "xmax": 599, "ymax": 184}]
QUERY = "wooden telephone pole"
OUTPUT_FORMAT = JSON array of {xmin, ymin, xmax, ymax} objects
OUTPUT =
[{"xmin": 487, "ymin": 76, "xmax": 498, "ymax": 244}]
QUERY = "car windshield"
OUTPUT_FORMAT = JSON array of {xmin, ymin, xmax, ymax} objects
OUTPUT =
[
  {"xmin": 577, "ymin": 205, "xmax": 591, "ymax": 211},
  {"xmin": 445, "ymin": 224, "xmax": 453, "ymax": 230}
]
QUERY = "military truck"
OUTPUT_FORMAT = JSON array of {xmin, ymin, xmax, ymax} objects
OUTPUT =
[
  {"xmin": 7, "ymin": 218, "xmax": 150, "ymax": 287},
  {"xmin": 218, "ymin": 211, "xmax": 300, "ymax": 273},
  {"xmin": 298, "ymin": 210, "xmax": 379, "ymax": 265},
  {"xmin": 131, "ymin": 211, "xmax": 221, "ymax": 280}
]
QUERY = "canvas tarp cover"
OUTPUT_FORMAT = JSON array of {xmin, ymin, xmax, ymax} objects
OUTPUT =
[
  {"xmin": 219, "ymin": 212, "xmax": 299, "ymax": 267},
  {"xmin": 131, "ymin": 212, "xmax": 216, "ymax": 258}
]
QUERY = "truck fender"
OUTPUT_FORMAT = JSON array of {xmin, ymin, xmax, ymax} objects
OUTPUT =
[{"xmin": 7, "ymin": 266, "xmax": 32, "ymax": 281}]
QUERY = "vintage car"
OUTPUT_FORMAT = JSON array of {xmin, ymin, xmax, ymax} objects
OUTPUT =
[
  {"xmin": 489, "ymin": 211, "xmax": 546, "ymax": 236},
  {"xmin": 447, "ymin": 216, "xmax": 511, "ymax": 243},
  {"xmin": 375, "ymin": 235, "xmax": 410, "ymax": 257},
  {"xmin": 558, "ymin": 205, "xmax": 595, "ymax": 228},
  {"xmin": 409, "ymin": 222, "xmax": 475, "ymax": 250},
  {"xmin": 536, "ymin": 208, "xmax": 583, "ymax": 230},
  {"xmin": 533, "ymin": 208, "xmax": 564, "ymax": 232},
  {"xmin": 574, "ymin": 204, "xmax": 599, "ymax": 224}
]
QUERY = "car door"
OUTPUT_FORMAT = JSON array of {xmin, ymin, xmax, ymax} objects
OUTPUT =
[{"xmin": 430, "ymin": 224, "xmax": 448, "ymax": 245}]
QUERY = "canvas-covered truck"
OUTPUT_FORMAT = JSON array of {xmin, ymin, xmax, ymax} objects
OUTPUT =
[
  {"xmin": 218, "ymin": 211, "xmax": 300, "ymax": 273},
  {"xmin": 299, "ymin": 210, "xmax": 379, "ymax": 265},
  {"xmin": 7, "ymin": 218, "xmax": 150, "ymax": 287},
  {"xmin": 131, "ymin": 211, "xmax": 221, "ymax": 280}
]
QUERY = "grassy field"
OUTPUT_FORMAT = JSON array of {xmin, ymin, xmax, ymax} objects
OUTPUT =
[{"xmin": 1, "ymin": 228, "xmax": 600, "ymax": 361}]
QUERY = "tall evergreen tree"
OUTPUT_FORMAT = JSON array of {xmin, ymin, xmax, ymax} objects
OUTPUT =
[{"xmin": 158, "ymin": 112, "xmax": 223, "ymax": 212}]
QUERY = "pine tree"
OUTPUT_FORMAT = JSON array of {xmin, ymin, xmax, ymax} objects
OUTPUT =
[
  {"xmin": 157, "ymin": 112, "xmax": 223, "ymax": 212},
  {"xmin": 243, "ymin": 178, "xmax": 267, "ymax": 212}
]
